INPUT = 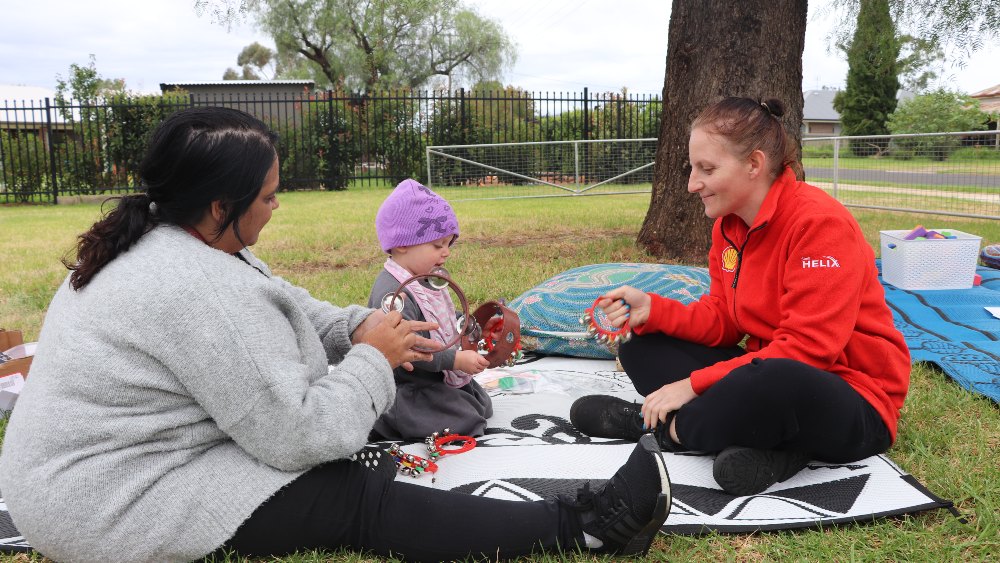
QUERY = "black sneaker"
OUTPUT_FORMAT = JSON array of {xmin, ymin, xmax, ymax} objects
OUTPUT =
[
  {"xmin": 564, "ymin": 433, "xmax": 672, "ymax": 556},
  {"xmin": 712, "ymin": 446, "xmax": 811, "ymax": 496},
  {"xmin": 570, "ymin": 394, "xmax": 646, "ymax": 441}
]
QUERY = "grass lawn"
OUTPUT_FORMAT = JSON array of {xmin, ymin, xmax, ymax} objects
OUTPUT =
[
  {"xmin": 801, "ymin": 154, "xmax": 1000, "ymax": 175},
  {"xmin": 1, "ymin": 190, "xmax": 999, "ymax": 562}
]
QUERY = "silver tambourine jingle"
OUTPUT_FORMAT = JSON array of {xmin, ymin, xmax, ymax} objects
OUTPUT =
[
  {"xmin": 381, "ymin": 292, "xmax": 405, "ymax": 313},
  {"xmin": 428, "ymin": 267, "xmax": 451, "ymax": 290}
]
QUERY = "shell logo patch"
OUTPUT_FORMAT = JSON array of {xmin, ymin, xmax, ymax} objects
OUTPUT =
[{"xmin": 721, "ymin": 246, "xmax": 739, "ymax": 272}]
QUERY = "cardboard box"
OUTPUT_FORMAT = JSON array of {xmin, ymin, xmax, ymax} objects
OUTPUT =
[
  {"xmin": 880, "ymin": 229, "xmax": 982, "ymax": 290},
  {"xmin": 0, "ymin": 329, "xmax": 34, "ymax": 379}
]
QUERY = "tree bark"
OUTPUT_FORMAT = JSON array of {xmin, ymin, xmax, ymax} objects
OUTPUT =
[{"xmin": 637, "ymin": 0, "xmax": 807, "ymax": 264}]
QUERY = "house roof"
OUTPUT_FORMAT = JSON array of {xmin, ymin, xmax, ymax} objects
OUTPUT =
[
  {"xmin": 160, "ymin": 79, "xmax": 315, "ymax": 91},
  {"xmin": 802, "ymin": 89, "xmax": 918, "ymax": 122},
  {"xmin": 971, "ymin": 83, "xmax": 1000, "ymax": 98},
  {"xmin": 970, "ymin": 83, "xmax": 1000, "ymax": 113},
  {"xmin": 0, "ymin": 84, "xmax": 57, "ymax": 103},
  {"xmin": 0, "ymin": 84, "xmax": 72, "ymax": 125},
  {"xmin": 803, "ymin": 89, "xmax": 839, "ymax": 121}
]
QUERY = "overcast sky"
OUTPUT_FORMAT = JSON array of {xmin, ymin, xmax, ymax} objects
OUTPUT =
[{"xmin": 1, "ymin": 0, "xmax": 997, "ymax": 98}]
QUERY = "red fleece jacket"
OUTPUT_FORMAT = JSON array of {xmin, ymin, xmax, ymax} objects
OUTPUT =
[{"xmin": 635, "ymin": 168, "xmax": 910, "ymax": 442}]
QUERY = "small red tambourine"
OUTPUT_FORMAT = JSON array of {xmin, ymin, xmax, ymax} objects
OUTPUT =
[
  {"xmin": 580, "ymin": 296, "xmax": 632, "ymax": 349},
  {"xmin": 460, "ymin": 301, "xmax": 522, "ymax": 368}
]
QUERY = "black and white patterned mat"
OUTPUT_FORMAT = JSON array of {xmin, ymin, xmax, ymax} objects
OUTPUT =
[
  {"xmin": 0, "ymin": 357, "xmax": 955, "ymax": 553},
  {"xmin": 393, "ymin": 355, "xmax": 955, "ymax": 535}
]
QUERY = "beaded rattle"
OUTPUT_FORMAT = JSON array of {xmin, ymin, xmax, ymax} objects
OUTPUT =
[
  {"xmin": 580, "ymin": 296, "xmax": 632, "ymax": 351},
  {"xmin": 386, "ymin": 428, "xmax": 476, "ymax": 482}
]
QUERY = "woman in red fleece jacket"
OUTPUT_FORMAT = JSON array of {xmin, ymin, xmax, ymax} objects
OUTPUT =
[{"xmin": 571, "ymin": 97, "xmax": 910, "ymax": 496}]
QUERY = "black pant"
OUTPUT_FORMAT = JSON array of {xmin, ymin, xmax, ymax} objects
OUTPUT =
[
  {"xmin": 218, "ymin": 459, "xmax": 582, "ymax": 562},
  {"xmin": 619, "ymin": 333, "xmax": 891, "ymax": 463}
]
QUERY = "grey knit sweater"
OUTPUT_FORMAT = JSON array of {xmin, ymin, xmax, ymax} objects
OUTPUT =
[{"xmin": 0, "ymin": 225, "xmax": 396, "ymax": 562}]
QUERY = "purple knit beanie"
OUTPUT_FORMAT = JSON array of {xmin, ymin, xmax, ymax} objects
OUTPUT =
[{"xmin": 376, "ymin": 179, "xmax": 459, "ymax": 252}]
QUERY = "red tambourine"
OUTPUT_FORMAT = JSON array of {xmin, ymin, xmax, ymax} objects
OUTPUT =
[
  {"xmin": 580, "ymin": 296, "xmax": 632, "ymax": 348},
  {"xmin": 460, "ymin": 301, "xmax": 522, "ymax": 369}
]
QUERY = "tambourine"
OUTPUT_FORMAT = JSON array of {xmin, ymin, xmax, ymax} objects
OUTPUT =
[
  {"xmin": 380, "ymin": 269, "xmax": 521, "ymax": 366},
  {"xmin": 381, "ymin": 268, "xmax": 470, "ymax": 352},
  {"xmin": 460, "ymin": 301, "xmax": 522, "ymax": 369},
  {"xmin": 580, "ymin": 296, "xmax": 632, "ymax": 351}
]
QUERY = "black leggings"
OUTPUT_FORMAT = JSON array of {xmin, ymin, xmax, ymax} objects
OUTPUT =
[
  {"xmin": 619, "ymin": 333, "xmax": 891, "ymax": 463},
  {"xmin": 218, "ymin": 459, "xmax": 582, "ymax": 562}
]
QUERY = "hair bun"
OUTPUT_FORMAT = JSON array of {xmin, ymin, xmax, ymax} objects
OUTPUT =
[{"xmin": 760, "ymin": 98, "xmax": 785, "ymax": 118}]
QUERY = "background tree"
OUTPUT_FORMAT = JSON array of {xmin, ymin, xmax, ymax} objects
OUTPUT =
[
  {"xmin": 54, "ymin": 54, "xmax": 126, "ymax": 110},
  {"xmin": 636, "ymin": 0, "xmax": 807, "ymax": 263},
  {"xmin": 246, "ymin": 0, "xmax": 516, "ymax": 92},
  {"xmin": 826, "ymin": 0, "xmax": 1000, "ymax": 62},
  {"xmin": 832, "ymin": 0, "xmax": 900, "ymax": 156},
  {"xmin": 223, "ymin": 41, "xmax": 277, "ymax": 79},
  {"xmin": 895, "ymin": 35, "xmax": 945, "ymax": 92},
  {"xmin": 887, "ymin": 89, "xmax": 988, "ymax": 160}
]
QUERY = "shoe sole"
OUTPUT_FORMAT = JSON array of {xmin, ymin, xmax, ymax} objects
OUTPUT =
[
  {"xmin": 622, "ymin": 434, "xmax": 672, "ymax": 556},
  {"xmin": 713, "ymin": 447, "xmax": 809, "ymax": 496}
]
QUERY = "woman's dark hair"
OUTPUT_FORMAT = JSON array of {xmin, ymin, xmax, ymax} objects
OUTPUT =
[
  {"xmin": 691, "ymin": 97, "xmax": 802, "ymax": 180},
  {"xmin": 65, "ymin": 107, "xmax": 279, "ymax": 290}
]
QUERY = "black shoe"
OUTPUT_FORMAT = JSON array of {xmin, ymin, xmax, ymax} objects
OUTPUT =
[
  {"xmin": 563, "ymin": 434, "xmax": 672, "ymax": 556},
  {"xmin": 712, "ymin": 446, "xmax": 811, "ymax": 496},
  {"xmin": 570, "ymin": 394, "xmax": 646, "ymax": 441}
]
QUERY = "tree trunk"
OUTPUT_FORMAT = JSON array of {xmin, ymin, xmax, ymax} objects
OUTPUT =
[{"xmin": 637, "ymin": 0, "xmax": 807, "ymax": 264}]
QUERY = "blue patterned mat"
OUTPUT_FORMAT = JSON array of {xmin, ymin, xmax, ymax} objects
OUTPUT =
[{"xmin": 880, "ymin": 264, "xmax": 1000, "ymax": 404}]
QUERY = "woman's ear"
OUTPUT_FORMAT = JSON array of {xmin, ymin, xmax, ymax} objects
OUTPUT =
[
  {"xmin": 210, "ymin": 200, "xmax": 226, "ymax": 224},
  {"xmin": 747, "ymin": 149, "xmax": 767, "ymax": 180}
]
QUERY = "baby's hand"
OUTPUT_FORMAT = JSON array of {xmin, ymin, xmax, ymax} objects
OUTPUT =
[{"xmin": 455, "ymin": 349, "xmax": 490, "ymax": 374}]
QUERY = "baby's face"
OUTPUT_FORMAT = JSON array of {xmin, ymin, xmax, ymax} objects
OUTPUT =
[{"xmin": 394, "ymin": 235, "xmax": 455, "ymax": 276}]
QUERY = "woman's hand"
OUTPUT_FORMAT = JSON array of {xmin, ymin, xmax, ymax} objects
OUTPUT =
[
  {"xmin": 359, "ymin": 310, "xmax": 443, "ymax": 369},
  {"xmin": 596, "ymin": 285, "xmax": 652, "ymax": 328},
  {"xmin": 454, "ymin": 349, "xmax": 490, "ymax": 374},
  {"xmin": 640, "ymin": 378, "xmax": 697, "ymax": 431}
]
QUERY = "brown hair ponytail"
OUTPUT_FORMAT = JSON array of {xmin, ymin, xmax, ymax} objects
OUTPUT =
[{"xmin": 64, "ymin": 194, "xmax": 158, "ymax": 290}]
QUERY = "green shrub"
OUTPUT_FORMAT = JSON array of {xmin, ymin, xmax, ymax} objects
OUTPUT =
[
  {"xmin": 887, "ymin": 89, "xmax": 988, "ymax": 161},
  {"xmin": 276, "ymin": 92, "xmax": 360, "ymax": 191},
  {"xmin": 802, "ymin": 144, "xmax": 835, "ymax": 158},
  {"xmin": 950, "ymin": 146, "xmax": 1000, "ymax": 160},
  {"xmin": 0, "ymin": 130, "xmax": 50, "ymax": 201}
]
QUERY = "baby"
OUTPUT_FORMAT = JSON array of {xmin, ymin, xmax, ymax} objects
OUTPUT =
[{"xmin": 367, "ymin": 179, "xmax": 493, "ymax": 440}]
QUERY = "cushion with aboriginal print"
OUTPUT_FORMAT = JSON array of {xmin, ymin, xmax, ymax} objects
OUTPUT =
[{"xmin": 508, "ymin": 263, "xmax": 710, "ymax": 359}]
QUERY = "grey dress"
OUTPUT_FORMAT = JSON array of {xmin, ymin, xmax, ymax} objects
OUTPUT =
[{"xmin": 368, "ymin": 269, "xmax": 493, "ymax": 440}]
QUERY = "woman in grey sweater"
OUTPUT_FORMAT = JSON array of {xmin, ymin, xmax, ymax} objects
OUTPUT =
[{"xmin": 0, "ymin": 107, "xmax": 671, "ymax": 562}]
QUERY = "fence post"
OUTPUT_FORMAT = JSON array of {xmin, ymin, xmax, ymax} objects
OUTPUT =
[
  {"xmin": 583, "ymin": 87, "xmax": 590, "ymax": 141},
  {"xmin": 832, "ymin": 137, "xmax": 840, "ymax": 200},
  {"xmin": 45, "ymin": 98, "xmax": 59, "ymax": 204},
  {"xmin": 573, "ymin": 141, "xmax": 580, "ymax": 187},
  {"xmin": 426, "ymin": 145, "xmax": 432, "ymax": 188},
  {"xmin": 327, "ymin": 89, "xmax": 334, "ymax": 188},
  {"xmin": 459, "ymin": 87, "xmax": 467, "ymax": 144}
]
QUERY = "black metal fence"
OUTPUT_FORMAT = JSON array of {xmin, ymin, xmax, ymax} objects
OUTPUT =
[{"xmin": 0, "ymin": 89, "xmax": 662, "ymax": 203}]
